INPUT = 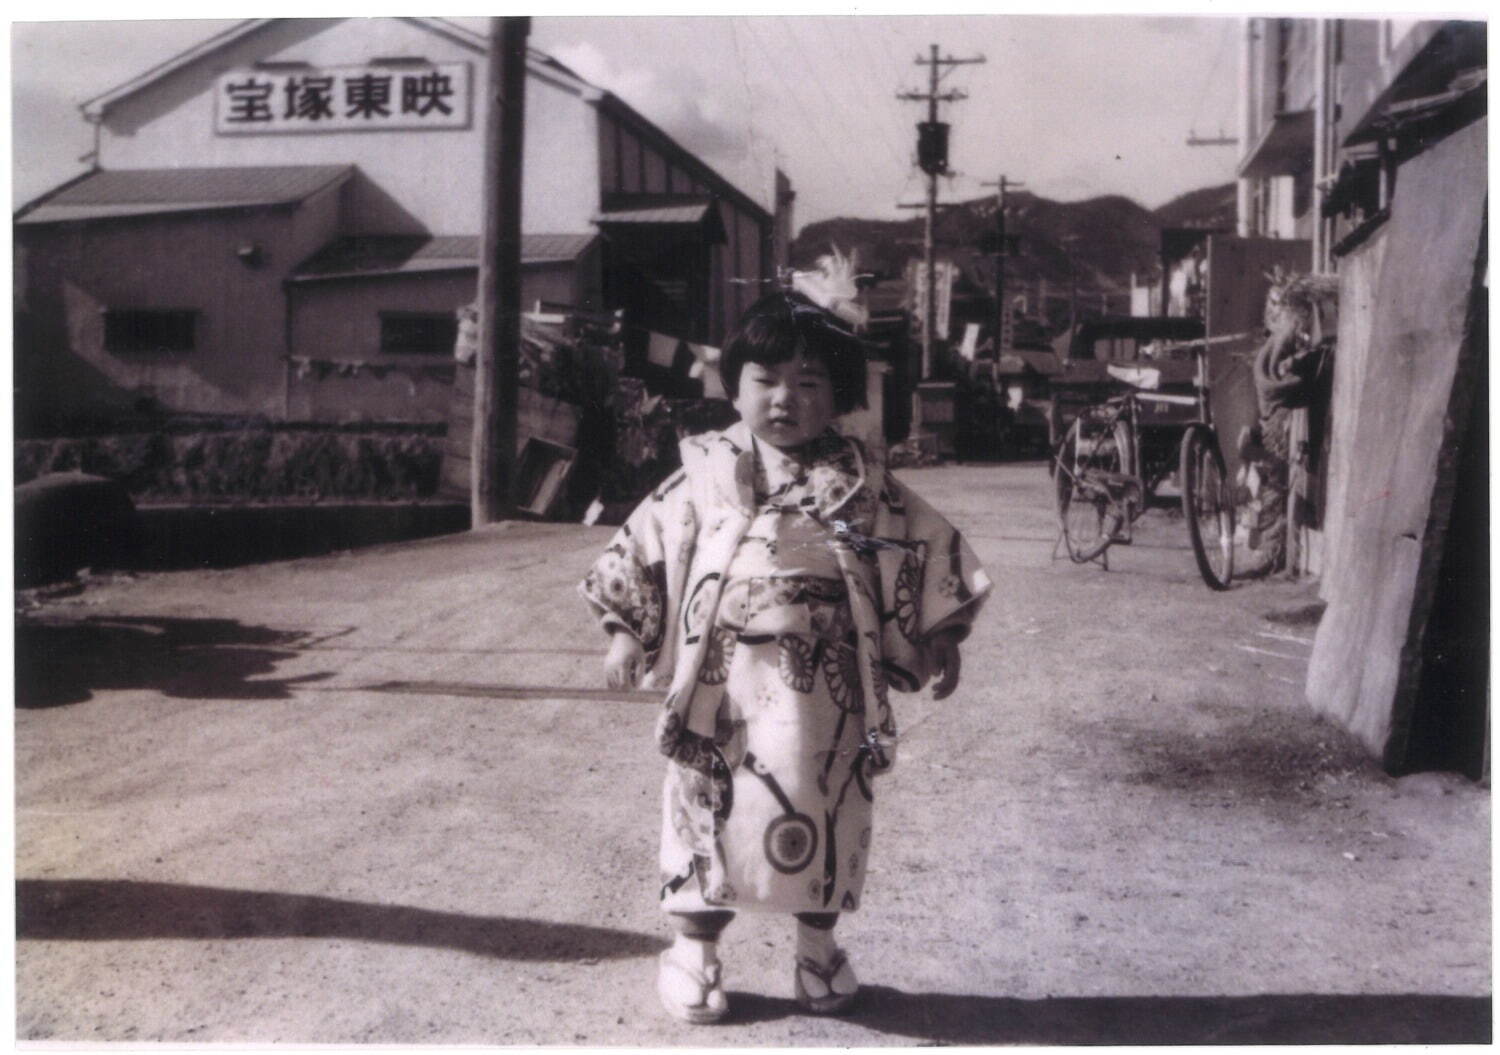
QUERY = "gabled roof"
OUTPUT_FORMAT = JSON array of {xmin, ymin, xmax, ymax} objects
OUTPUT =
[
  {"xmin": 15, "ymin": 165, "xmax": 353, "ymax": 225},
  {"xmin": 290, "ymin": 232, "xmax": 597, "ymax": 281},
  {"xmin": 73, "ymin": 17, "xmax": 771, "ymax": 220},
  {"xmin": 79, "ymin": 18, "xmax": 596, "ymax": 120}
]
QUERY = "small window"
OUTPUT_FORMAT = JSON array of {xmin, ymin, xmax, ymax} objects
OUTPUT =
[
  {"xmin": 380, "ymin": 311, "xmax": 459, "ymax": 356},
  {"xmin": 103, "ymin": 309, "xmax": 197, "ymax": 353}
]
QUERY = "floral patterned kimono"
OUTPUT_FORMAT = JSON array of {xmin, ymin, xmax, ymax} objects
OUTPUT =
[{"xmin": 580, "ymin": 422, "xmax": 991, "ymax": 916}]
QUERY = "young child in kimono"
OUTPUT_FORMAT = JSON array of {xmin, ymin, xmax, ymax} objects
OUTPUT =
[{"xmin": 580, "ymin": 286, "xmax": 991, "ymax": 1024}]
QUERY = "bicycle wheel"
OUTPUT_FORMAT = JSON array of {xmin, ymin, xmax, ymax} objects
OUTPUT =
[
  {"xmin": 1180, "ymin": 425, "xmax": 1235, "ymax": 590},
  {"xmin": 1054, "ymin": 414, "xmax": 1129, "ymax": 564}
]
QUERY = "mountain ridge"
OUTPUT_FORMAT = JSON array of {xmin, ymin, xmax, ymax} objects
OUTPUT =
[{"xmin": 789, "ymin": 182, "xmax": 1236, "ymax": 312}]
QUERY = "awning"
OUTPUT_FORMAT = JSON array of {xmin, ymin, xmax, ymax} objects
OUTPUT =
[
  {"xmin": 1237, "ymin": 110, "xmax": 1314, "ymax": 180},
  {"xmin": 1344, "ymin": 75, "xmax": 1487, "ymax": 148},
  {"xmin": 1343, "ymin": 21, "xmax": 1485, "ymax": 148},
  {"xmin": 593, "ymin": 197, "xmax": 726, "ymax": 243}
]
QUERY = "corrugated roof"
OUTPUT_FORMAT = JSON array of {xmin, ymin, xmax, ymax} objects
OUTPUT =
[
  {"xmin": 17, "ymin": 165, "xmax": 353, "ymax": 224},
  {"xmin": 291, "ymin": 233, "xmax": 596, "ymax": 281},
  {"xmin": 524, "ymin": 232, "xmax": 598, "ymax": 262}
]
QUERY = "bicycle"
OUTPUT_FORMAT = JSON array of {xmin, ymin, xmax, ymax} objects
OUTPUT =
[{"xmin": 1051, "ymin": 347, "xmax": 1235, "ymax": 590}]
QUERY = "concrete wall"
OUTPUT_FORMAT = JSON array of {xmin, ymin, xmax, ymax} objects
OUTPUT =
[
  {"xmin": 286, "ymin": 268, "xmax": 470, "ymax": 422},
  {"xmin": 96, "ymin": 17, "xmax": 598, "ymax": 237},
  {"xmin": 17, "ymin": 182, "xmax": 344, "ymax": 420},
  {"xmin": 285, "ymin": 261, "xmax": 594, "ymax": 423},
  {"xmin": 1332, "ymin": 20, "xmax": 1387, "ymax": 142},
  {"xmin": 1250, "ymin": 18, "xmax": 1318, "ymax": 133}
]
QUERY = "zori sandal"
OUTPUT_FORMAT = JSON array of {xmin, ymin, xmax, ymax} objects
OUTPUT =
[
  {"xmin": 657, "ymin": 948, "xmax": 728, "ymax": 1024},
  {"xmin": 793, "ymin": 949, "xmax": 859, "ymax": 1014}
]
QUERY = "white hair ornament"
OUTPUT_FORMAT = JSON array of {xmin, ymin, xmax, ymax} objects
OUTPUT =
[{"xmin": 789, "ymin": 246, "xmax": 870, "ymax": 332}]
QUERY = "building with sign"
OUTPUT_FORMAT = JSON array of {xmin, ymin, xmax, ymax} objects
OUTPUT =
[{"xmin": 15, "ymin": 17, "xmax": 777, "ymax": 426}]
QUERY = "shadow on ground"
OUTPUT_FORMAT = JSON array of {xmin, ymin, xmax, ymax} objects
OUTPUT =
[
  {"xmin": 14, "ymin": 616, "xmax": 332, "ymax": 708},
  {"xmin": 728, "ymin": 985, "xmax": 1490, "ymax": 1044},
  {"xmin": 16, "ymin": 879, "xmax": 664, "ymax": 963}
]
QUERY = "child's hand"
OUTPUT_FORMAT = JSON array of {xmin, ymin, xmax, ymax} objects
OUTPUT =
[
  {"xmin": 604, "ymin": 631, "xmax": 645, "ymax": 690},
  {"xmin": 927, "ymin": 629, "xmax": 964, "ymax": 700}
]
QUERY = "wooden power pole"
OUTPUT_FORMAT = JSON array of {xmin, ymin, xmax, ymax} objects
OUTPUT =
[
  {"xmin": 898, "ymin": 44, "xmax": 983, "ymax": 380},
  {"xmin": 473, "ymin": 15, "xmax": 530, "ymax": 527},
  {"xmin": 980, "ymin": 174, "xmax": 1024, "ymax": 349}
]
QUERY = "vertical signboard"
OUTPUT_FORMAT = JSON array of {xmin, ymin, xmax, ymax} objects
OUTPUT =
[{"xmin": 906, "ymin": 259, "xmax": 958, "ymax": 340}]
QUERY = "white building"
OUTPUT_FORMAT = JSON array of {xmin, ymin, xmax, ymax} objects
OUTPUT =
[{"xmin": 15, "ymin": 18, "xmax": 779, "ymax": 426}]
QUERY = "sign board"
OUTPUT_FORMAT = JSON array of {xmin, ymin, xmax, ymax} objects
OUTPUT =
[
  {"xmin": 958, "ymin": 322, "xmax": 981, "ymax": 361},
  {"xmin": 935, "ymin": 261, "xmax": 955, "ymax": 341},
  {"xmin": 907, "ymin": 259, "xmax": 958, "ymax": 340},
  {"xmin": 215, "ymin": 63, "xmax": 472, "ymax": 134}
]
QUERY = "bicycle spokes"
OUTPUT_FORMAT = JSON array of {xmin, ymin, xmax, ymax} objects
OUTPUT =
[{"xmin": 1181, "ymin": 425, "xmax": 1234, "ymax": 590}]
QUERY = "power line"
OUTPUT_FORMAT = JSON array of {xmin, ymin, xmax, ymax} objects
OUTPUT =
[
  {"xmin": 768, "ymin": 15, "xmax": 914, "ymax": 188},
  {"xmin": 726, "ymin": 21, "xmax": 771, "ymax": 209},
  {"xmin": 810, "ymin": 16, "xmax": 917, "ymax": 178},
  {"xmin": 737, "ymin": 18, "xmax": 874, "ymax": 198},
  {"xmin": 1186, "ymin": 21, "xmax": 1240, "ymax": 147}
]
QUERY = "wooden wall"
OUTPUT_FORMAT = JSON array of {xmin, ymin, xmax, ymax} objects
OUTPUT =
[
  {"xmin": 596, "ymin": 107, "xmax": 769, "ymax": 345},
  {"xmin": 1304, "ymin": 117, "xmax": 1487, "ymax": 771}
]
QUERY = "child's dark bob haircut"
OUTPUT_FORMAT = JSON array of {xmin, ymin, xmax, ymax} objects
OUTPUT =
[{"xmin": 719, "ymin": 292, "xmax": 868, "ymax": 415}]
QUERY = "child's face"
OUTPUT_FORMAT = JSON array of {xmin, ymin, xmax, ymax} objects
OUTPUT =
[{"xmin": 732, "ymin": 356, "xmax": 837, "ymax": 449}]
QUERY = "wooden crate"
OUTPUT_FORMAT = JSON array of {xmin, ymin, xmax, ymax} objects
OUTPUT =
[{"xmin": 439, "ymin": 363, "xmax": 582, "ymax": 501}]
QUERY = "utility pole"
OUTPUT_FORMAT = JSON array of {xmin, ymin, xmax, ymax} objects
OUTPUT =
[
  {"xmin": 980, "ymin": 174, "xmax": 1024, "ymax": 349},
  {"xmin": 898, "ymin": 44, "xmax": 984, "ymax": 380},
  {"xmin": 1064, "ymin": 233, "xmax": 1080, "ymax": 335},
  {"xmin": 473, "ymin": 16, "xmax": 530, "ymax": 527},
  {"xmin": 1069, "ymin": 261, "xmax": 1078, "ymax": 334}
]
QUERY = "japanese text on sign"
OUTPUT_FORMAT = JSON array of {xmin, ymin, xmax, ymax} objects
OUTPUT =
[{"xmin": 215, "ymin": 63, "xmax": 471, "ymax": 134}]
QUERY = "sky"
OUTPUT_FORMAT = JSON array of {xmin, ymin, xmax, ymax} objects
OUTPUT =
[
  {"xmin": 6, "ymin": 8, "xmax": 1443, "ymax": 229},
  {"xmin": 528, "ymin": 14, "xmax": 1246, "ymax": 223}
]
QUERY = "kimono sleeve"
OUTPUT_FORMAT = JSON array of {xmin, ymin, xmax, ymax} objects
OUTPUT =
[
  {"xmin": 577, "ymin": 471, "xmax": 681, "ymax": 659},
  {"xmin": 895, "ymin": 477, "xmax": 993, "ymax": 643}
]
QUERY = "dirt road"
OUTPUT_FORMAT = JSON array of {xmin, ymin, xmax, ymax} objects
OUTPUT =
[{"xmin": 14, "ymin": 462, "xmax": 1490, "ymax": 1044}]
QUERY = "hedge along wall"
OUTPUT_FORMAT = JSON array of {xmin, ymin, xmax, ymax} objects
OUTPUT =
[{"xmin": 15, "ymin": 424, "xmax": 446, "ymax": 504}]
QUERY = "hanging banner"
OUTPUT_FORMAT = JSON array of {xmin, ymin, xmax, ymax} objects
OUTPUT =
[
  {"xmin": 906, "ymin": 260, "xmax": 958, "ymax": 340},
  {"xmin": 215, "ymin": 63, "xmax": 472, "ymax": 134}
]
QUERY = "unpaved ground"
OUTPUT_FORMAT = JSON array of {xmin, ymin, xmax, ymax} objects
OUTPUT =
[{"xmin": 14, "ymin": 462, "xmax": 1490, "ymax": 1044}]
